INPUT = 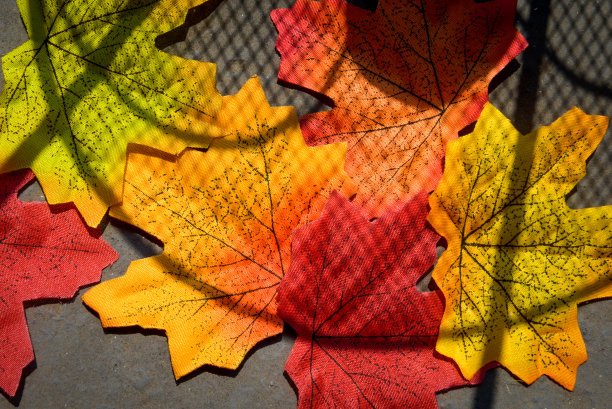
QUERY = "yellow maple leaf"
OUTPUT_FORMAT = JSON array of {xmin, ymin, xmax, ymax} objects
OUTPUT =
[
  {"xmin": 82, "ymin": 77, "xmax": 354, "ymax": 378},
  {"xmin": 429, "ymin": 103, "xmax": 611, "ymax": 389},
  {"xmin": 0, "ymin": 0, "xmax": 221, "ymax": 227}
]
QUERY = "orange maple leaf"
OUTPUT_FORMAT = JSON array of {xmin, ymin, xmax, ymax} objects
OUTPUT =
[
  {"xmin": 271, "ymin": 0, "xmax": 526, "ymax": 218},
  {"xmin": 83, "ymin": 77, "xmax": 354, "ymax": 378}
]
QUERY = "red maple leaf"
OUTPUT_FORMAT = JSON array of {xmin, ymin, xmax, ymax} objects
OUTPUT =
[
  {"xmin": 278, "ymin": 191, "xmax": 477, "ymax": 408},
  {"xmin": 0, "ymin": 169, "xmax": 118, "ymax": 397},
  {"xmin": 271, "ymin": 0, "xmax": 526, "ymax": 218}
]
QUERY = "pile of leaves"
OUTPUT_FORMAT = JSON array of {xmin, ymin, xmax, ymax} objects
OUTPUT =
[{"xmin": 0, "ymin": 0, "xmax": 609, "ymax": 406}]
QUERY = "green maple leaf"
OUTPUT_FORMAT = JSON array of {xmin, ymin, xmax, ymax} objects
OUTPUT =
[{"xmin": 0, "ymin": 0, "xmax": 221, "ymax": 227}]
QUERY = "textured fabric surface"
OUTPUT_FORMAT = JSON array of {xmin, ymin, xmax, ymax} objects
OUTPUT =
[{"xmin": 0, "ymin": 0, "xmax": 609, "ymax": 407}]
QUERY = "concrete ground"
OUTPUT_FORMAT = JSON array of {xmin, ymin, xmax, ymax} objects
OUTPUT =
[{"xmin": 0, "ymin": 0, "xmax": 610, "ymax": 407}]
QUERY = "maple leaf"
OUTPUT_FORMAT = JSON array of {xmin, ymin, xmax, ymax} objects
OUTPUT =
[
  {"xmin": 428, "ymin": 103, "xmax": 612, "ymax": 390},
  {"xmin": 0, "ymin": 0, "xmax": 222, "ymax": 227},
  {"xmin": 0, "ymin": 169, "xmax": 118, "ymax": 397},
  {"xmin": 271, "ymin": 0, "xmax": 527, "ymax": 218},
  {"xmin": 82, "ymin": 77, "xmax": 355, "ymax": 378},
  {"xmin": 278, "ymin": 191, "xmax": 481, "ymax": 409}
]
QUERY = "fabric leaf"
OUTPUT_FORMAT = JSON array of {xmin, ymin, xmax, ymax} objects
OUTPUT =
[
  {"xmin": 271, "ymin": 0, "xmax": 526, "ymax": 218},
  {"xmin": 0, "ymin": 0, "xmax": 221, "ymax": 227},
  {"xmin": 82, "ymin": 77, "xmax": 355, "ymax": 378},
  {"xmin": 279, "ymin": 191, "xmax": 478, "ymax": 409},
  {"xmin": 429, "ymin": 103, "xmax": 611, "ymax": 389},
  {"xmin": 0, "ymin": 169, "xmax": 118, "ymax": 397}
]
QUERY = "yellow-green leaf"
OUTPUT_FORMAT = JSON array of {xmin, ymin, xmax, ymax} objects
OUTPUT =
[
  {"xmin": 0, "ymin": 0, "xmax": 221, "ymax": 227},
  {"xmin": 83, "ymin": 77, "xmax": 355, "ymax": 378},
  {"xmin": 429, "ymin": 103, "xmax": 611, "ymax": 389}
]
